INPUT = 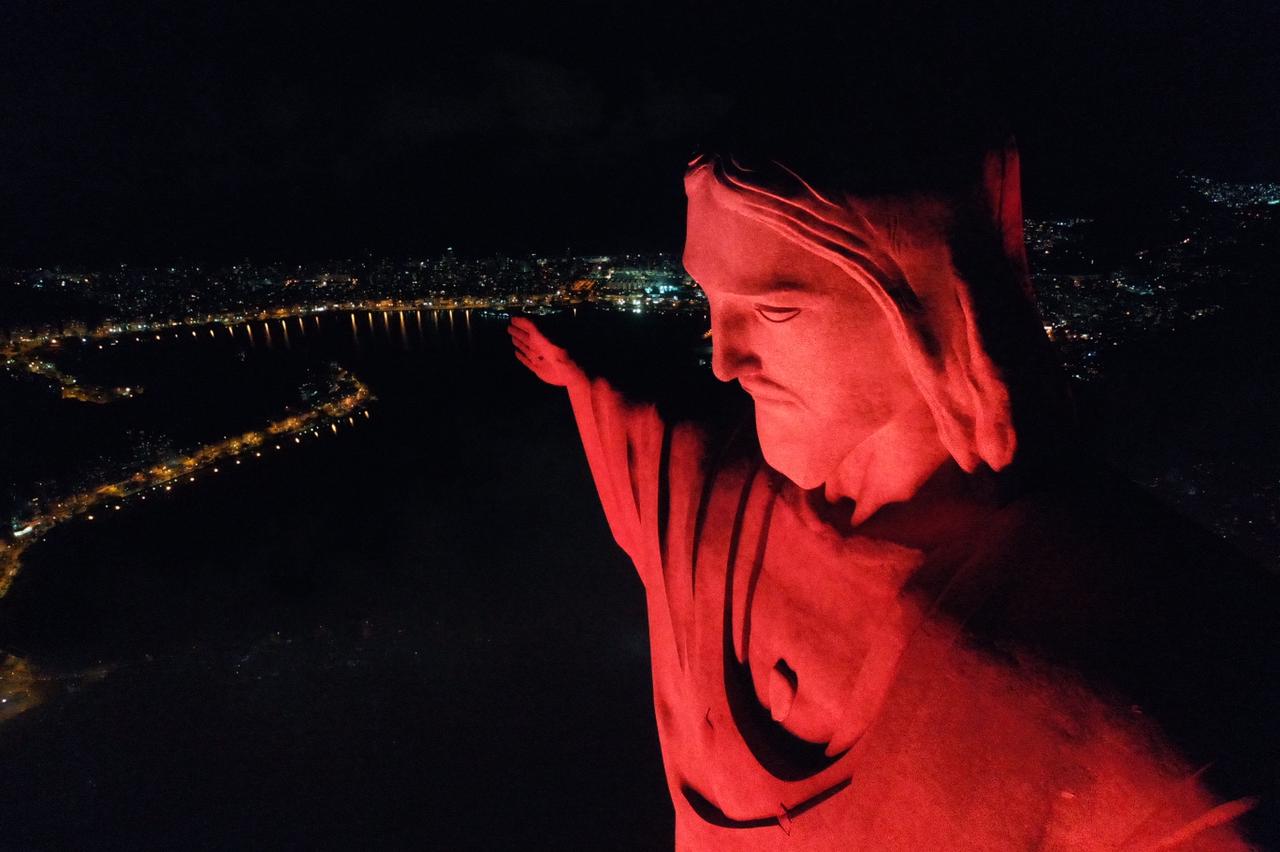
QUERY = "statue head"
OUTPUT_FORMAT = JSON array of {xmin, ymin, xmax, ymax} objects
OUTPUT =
[
  {"xmin": 682, "ymin": 95, "xmax": 1069, "ymax": 513},
  {"xmin": 682, "ymin": 164, "xmax": 938, "ymax": 491}
]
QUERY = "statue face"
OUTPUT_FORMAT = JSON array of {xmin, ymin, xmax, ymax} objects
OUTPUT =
[{"xmin": 683, "ymin": 180, "xmax": 924, "ymax": 490}]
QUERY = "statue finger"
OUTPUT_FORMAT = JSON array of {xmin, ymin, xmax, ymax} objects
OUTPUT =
[
  {"xmin": 510, "ymin": 316, "xmax": 539, "ymax": 335},
  {"xmin": 514, "ymin": 348, "xmax": 537, "ymax": 370}
]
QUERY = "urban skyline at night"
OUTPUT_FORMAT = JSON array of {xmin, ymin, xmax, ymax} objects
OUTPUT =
[
  {"xmin": 2, "ymin": 2, "xmax": 1278, "ymax": 848},
  {"xmin": 6, "ymin": 170, "xmax": 1279, "ymax": 586}
]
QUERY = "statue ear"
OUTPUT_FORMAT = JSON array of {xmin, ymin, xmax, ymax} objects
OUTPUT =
[{"xmin": 982, "ymin": 138, "xmax": 1034, "ymax": 301}]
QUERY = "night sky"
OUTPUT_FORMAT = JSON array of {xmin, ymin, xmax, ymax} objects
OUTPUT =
[{"xmin": 3, "ymin": 0, "xmax": 1278, "ymax": 265}]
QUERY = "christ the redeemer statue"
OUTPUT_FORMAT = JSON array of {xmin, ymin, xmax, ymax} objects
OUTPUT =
[{"xmin": 509, "ymin": 98, "xmax": 1278, "ymax": 849}]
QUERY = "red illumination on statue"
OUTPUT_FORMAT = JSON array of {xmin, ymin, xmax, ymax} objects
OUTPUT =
[{"xmin": 510, "ymin": 136, "xmax": 1276, "ymax": 849}]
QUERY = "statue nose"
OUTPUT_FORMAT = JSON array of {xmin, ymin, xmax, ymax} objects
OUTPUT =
[
  {"xmin": 711, "ymin": 337, "xmax": 760, "ymax": 383},
  {"xmin": 709, "ymin": 311, "xmax": 761, "ymax": 383}
]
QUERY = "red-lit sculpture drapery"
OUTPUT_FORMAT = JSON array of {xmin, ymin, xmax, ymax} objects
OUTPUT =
[{"xmin": 510, "ymin": 141, "xmax": 1273, "ymax": 849}]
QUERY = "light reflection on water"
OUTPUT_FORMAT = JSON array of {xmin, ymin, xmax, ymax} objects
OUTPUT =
[{"xmin": 226, "ymin": 308, "xmax": 482, "ymax": 354}]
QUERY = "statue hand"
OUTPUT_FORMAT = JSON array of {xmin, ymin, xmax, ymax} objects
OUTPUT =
[{"xmin": 508, "ymin": 316, "xmax": 585, "ymax": 388}]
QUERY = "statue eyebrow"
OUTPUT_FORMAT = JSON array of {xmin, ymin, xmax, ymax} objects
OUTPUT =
[
  {"xmin": 756, "ymin": 279, "xmax": 826, "ymax": 302},
  {"xmin": 692, "ymin": 274, "xmax": 824, "ymax": 301},
  {"xmin": 762, "ymin": 279, "xmax": 810, "ymax": 294}
]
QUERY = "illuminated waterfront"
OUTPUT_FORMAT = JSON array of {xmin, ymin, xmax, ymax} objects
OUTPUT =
[
  {"xmin": 0, "ymin": 363, "xmax": 372, "ymax": 597},
  {"xmin": 2, "ymin": 307, "xmax": 544, "ymax": 596},
  {"xmin": 0, "ymin": 311, "xmax": 475, "ymax": 595}
]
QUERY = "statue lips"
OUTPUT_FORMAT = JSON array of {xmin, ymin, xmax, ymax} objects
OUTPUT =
[{"xmin": 739, "ymin": 378, "xmax": 800, "ymax": 407}]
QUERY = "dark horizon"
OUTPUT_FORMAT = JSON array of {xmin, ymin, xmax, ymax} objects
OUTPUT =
[{"xmin": 3, "ymin": 1, "xmax": 1279, "ymax": 267}]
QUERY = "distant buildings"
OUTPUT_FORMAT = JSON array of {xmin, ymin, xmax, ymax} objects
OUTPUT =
[{"xmin": 1182, "ymin": 173, "xmax": 1280, "ymax": 209}]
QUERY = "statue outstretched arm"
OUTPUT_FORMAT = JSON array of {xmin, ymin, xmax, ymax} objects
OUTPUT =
[{"xmin": 509, "ymin": 317, "xmax": 666, "ymax": 571}]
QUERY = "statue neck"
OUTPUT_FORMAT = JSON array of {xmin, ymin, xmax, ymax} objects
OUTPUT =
[{"xmin": 823, "ymin": 399, "xmax": 952, "ymax": 527}]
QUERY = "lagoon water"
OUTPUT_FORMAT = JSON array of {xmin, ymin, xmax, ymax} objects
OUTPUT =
[{"xmin": 0, "ymin": 309, "xmax": 705, "ymax": 849}]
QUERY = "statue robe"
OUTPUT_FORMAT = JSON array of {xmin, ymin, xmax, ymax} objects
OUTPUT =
[{"xmin": 566, "ymin": 375, "xmax": 1277, "ymax": 850}]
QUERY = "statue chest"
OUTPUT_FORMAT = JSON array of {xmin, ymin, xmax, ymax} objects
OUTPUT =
[
  {"xmin": 727, "ymin": 482, "xmax": 926, "ymax": 749},
  {"xmin": 649, "ymin": 463, "xmax": 929, "ymax": 827}
]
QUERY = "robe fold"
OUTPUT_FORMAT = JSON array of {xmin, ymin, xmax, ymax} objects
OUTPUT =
[{"xmin": 566, "ymin": 375, "xmax": 1275, "ymax": 850}]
